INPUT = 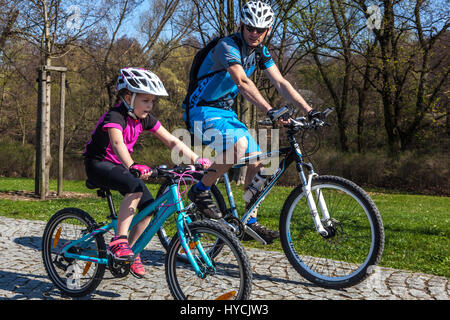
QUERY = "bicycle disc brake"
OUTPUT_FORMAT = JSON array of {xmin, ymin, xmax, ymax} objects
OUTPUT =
[{"xmin": 322, "ymin": 218, "xmax": 344, "ymax": 244}]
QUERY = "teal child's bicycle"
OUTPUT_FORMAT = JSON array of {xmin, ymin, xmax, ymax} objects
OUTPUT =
[{"xmin": 42, "ymin": 165, "xmax": 252, "ymax": 300}]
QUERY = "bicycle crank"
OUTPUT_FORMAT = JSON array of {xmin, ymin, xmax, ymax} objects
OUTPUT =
[
  {"xmin": 107, "ymin": 256, "xmax": 131, "ymax": 278},
  {"xmin": 223, "ymin": 215, "xmax": 245, "ymax": 239}
]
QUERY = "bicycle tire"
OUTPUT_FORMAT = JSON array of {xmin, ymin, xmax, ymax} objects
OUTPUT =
[
  {"xmin": 42, "ymin": 208, "xmax": 106, "ymax": 297},
  {"xmin": 165, "ymin": 220, "xmax": 252, "ymax": 300},
  {"xmin": 279, "ymin": 175, "xmax": 384, "ymax": 289},
  {"xmin": 156, "ymin": 175, "xmax": 227, "ymax": 251}
]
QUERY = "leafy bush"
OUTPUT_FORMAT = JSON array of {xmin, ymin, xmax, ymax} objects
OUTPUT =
[{"xmin": 0, "ymin": 139, "xmax": 35, "ymax": 178}]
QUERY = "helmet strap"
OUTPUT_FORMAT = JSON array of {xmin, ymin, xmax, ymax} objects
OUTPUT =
[{"xmin": 121, "ymin": 93, "xmax": 138, "ymax": 120}]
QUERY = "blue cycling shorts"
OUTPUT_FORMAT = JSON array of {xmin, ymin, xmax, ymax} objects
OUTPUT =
[{"xmin": 188, "ymin": 108, "xmax": 260, "ymax": 154}]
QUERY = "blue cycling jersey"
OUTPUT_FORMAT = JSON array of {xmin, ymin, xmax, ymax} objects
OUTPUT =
[
  {"xmin": 183, "ymin": 32, "xmax": 275, "ymax": 153},
  {"xmin": 186, "ymin": 32, "xmax": 275, "ymax": 122}
]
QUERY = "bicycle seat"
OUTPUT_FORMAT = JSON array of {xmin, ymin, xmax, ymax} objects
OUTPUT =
[{"xmin": 85, "ymin": 179, "xmax": 109, "ymax": 192}]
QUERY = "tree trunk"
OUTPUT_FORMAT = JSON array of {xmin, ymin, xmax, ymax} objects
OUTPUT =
[
  {"xmin": 356, "ymin": 64, "xmax": 371, "ymax": 153},
  {"xmin": 379, "ymin": 0, "xmax": 401, "ymax": 155}
]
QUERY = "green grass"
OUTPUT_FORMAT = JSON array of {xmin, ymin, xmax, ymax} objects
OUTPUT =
[
  {"xmin": 245, "ymin": 186, "xmax": 449, "ymax": 278},
  {"xmin": 0, "ymin": 177, "xmax": 160, "ymax": 222},
  {"xmin": 0, "ymin": 177, "xmax": 448, "ymax": 278}
]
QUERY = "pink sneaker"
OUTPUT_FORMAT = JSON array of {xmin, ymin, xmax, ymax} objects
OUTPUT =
[
  {"xmin": 107, "ymin": 236, "xmax": 135, "ymax": 262},
  {"xmin": 130, "ymin": 254, "xmax": 145, "ymax": 278}
]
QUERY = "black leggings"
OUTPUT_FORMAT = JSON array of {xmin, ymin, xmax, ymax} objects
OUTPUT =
[{"xmin": 84, "ymin": 159, "xmax": 154, "ymax": 212}]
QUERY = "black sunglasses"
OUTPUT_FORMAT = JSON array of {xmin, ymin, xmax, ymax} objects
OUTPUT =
[{"xmin": 245, "ymin": 25, "xmax": 268, "ymax": 34}]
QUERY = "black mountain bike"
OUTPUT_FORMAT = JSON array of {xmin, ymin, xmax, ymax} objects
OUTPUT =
[{"xmin": 156, "ymin": 107, "xmax": 385, "ymax": 289}]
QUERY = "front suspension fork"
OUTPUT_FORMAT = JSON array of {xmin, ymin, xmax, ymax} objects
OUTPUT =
[{"xmin": 299, "ymin": 165, "xmax": 331, "ymax": 237}]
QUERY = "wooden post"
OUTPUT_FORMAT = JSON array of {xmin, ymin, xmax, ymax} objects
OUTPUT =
[
  {"xmin": 35, "ymin": 69, "xmax": 43, "ymax": 196},
  {"xmin": 42, "ymin": 69, "xmax": 51, "ymax": 200},
  {"xmin": 34, "ymin": 65, "xmax": 67, "ymax": 199},
  {"xmin": 38, "ymin": 67, "xmax": 48, "ymax": 200},
  {"xmin": 57, "ymin": 72, "xmax": 66, "ymax": 196}
]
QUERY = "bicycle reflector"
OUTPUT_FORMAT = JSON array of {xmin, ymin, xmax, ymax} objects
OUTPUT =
[
  {"xmin": 179, "ymin": 241, "xmax": 199, "ymax": 254},
  {"xmin": 215, "ymin": 291, "xmax": 237, "ymax": 300},
  {"xmin": 82, "ymin": 261, "xmax": 92, "ymax": 276},
  {"xmin": 53, "ymin": 227, "xmax": 62, "ymax": 248}
]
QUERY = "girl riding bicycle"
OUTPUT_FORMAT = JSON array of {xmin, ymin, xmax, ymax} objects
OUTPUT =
[{"xmin": 83, "ymin": 67, "xmax": 211, "ymax": 278}]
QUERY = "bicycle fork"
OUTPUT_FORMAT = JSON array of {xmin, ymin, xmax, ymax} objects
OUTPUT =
[
  {"xmin": 296, "ymin": 158, "xmax": 331, "ymax": 237},
  {"xmin": 176, "ymin": 212, "xmax": 216, "ymax": 278},
  {"xmin": 302, "ymin": 173, "xmax": 332, "ymax": 237}
]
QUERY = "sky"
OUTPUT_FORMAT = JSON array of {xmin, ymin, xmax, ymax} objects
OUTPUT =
[{"xmin": 115, "ymin": 0, "xmax": 153, "ymax": 42}]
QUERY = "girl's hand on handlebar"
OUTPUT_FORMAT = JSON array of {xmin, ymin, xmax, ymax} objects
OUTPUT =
[
  {"xmin": 129, "ymin": 163, "xmax": 152, "ymax": 180},
  {"xmin": 195, "ymin": 157, "xmax": 213, "ymax": 169}
]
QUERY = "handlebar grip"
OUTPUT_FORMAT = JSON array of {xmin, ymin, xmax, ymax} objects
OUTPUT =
[
  {"xmin": 150, "ymin": 168, "xmax": 159, "ymax": 178},
  {"xmin": 322, "ymin": 107, "xmax": 335, "ymax": 118},
  {"xmin": 129, "ymin": 168, "xmax": 141, "ymax": 178},
  {"xmin": 130, "ymin": 167, "xmax": 159, "ymax": 178}
]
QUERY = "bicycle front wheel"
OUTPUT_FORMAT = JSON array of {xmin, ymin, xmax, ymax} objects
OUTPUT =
[
  {"xmin": 280, "ymin": 175, "xmax": 384, "ymax": 289},
  {"xmin": 165, "ymin": 220, "xmax": 252, "ymax": 300}
]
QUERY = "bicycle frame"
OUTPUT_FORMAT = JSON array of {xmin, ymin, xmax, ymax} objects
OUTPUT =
[
  {"xmin": 60, "ymin": 182, "xmax": 215, "ymax": 277},
  {"xmin": 221, "ymin": 131, "xmax": 330, "ymax": 243}
]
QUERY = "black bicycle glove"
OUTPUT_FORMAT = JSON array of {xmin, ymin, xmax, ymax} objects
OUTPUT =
[
  {"xmin": 267, "ymin": 107, "xmax": 292, "ymax": 121},
  {"xmin": 307, "ymin": 109, "xmax": 323, "ymax": 121},
  {"xmin": 267, "ymin": 109, "xmax": 276, "ymax": 121}
]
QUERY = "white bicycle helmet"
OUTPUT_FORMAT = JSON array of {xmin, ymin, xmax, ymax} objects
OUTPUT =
[
  {"xmin": 116, "ymin": 67, "xmax": 168, "ymax": 96},
  {"xmin": 115, "ymin": 67, "xmax": 168, "ymax": 119},
  {"xmin": 241, "ymin": 1, "xmax": 274, "ymax": 29}
]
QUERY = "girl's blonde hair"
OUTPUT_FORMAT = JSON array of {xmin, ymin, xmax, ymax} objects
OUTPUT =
[{"xmin": 114, "ymin": 88, "xmax": 131, "ymax": 106}]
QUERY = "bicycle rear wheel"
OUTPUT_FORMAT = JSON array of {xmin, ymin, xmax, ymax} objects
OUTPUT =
[
  {"xmin": 42, "ymin": 208, "xmax": 106, "ymax": 297},
  {"xmin": 165, "ymin": 220, "xmax": 252, "ymax": 300},
  {"xmin": 280, "ymin": 175, "xmax": 384, "ymax": 289}
]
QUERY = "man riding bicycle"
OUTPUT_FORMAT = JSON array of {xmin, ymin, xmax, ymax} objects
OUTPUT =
[{"xmin": 184, "ymin": 1, "xmax": 322, "ymax": 243}]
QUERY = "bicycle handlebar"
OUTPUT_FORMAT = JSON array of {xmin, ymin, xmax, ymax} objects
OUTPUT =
[
  {"xmin": 131, "ymin": 164, "xmax": 213, "ymax": 179},
  {"xmin": 258, "ymin": 107, "xmax": 335, "ymax": 130},
  {"xmin": 154, "ymin": 164, "xmax": 202, "ymax": 177}
]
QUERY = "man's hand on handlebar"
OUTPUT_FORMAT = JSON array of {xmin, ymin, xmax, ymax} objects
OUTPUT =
[
  {"xmin": 307, "ymin": 109, "xmax": 324, "ymax": 122},
  {"xmin": 261, "ymin": 106, "xmax": 335, "ymax": 129},
  {"xmin": 267, "ymin": 107, "xmax": 293, "ymax": 126}
]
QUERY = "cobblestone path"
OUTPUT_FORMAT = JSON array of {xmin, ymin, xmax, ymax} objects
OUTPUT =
[{"xmin": 0, "ymin": 217, "xmax": 448, "ymax": 300}]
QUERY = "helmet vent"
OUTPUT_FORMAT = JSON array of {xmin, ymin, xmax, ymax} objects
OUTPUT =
[{"xmin": 128, "ymin": 78, "xmax": 138, "ymax": 88}]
